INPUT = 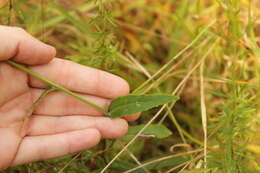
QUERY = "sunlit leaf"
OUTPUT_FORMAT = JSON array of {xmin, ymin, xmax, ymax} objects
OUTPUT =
[{"xmin": 108, "ymin": 94, "xmax": 179, "ymax": 118}]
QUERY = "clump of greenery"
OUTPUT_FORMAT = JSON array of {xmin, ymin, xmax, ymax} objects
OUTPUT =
[{"xmin": 1, "ymin": 0, "xmax": 260, "ymax": 172}]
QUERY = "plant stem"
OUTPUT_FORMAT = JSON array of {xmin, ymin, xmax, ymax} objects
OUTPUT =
[
  {"xmin": 20, "ymin": 87, "xmax": 56, "ymax": 136},
  {"xmin": 6, "ymin": 60, "xmax": 109, "ymax": 115}
]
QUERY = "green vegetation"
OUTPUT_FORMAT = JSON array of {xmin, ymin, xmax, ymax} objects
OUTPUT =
[{"xmin": 1, "ymin": 0, "xmax": 260, "ymax": 172}]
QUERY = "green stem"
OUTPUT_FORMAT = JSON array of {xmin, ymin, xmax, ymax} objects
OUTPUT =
[
  {"xmin": 24, "ymin": 87, "xmax": 56, "ymax": 121},
  {"xmin": 6, "ymin": 60, "xmax": 109, "ymax": 115},
  {"xmin": 20, "ymin": 87, "xmax": 56, "ymax": 136}
]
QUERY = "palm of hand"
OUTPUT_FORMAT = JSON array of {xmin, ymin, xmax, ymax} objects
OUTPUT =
[{"xmin": 0, "ymin": 26, "xmax": 137, "ymax": 170}]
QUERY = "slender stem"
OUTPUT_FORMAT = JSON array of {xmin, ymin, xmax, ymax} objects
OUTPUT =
[
  {"xmin": 6, "ymin": 60, "xmax": 109, "ymax": 115},
  {"xmin": 20, "ymin": 87, "xmax": 56, "ymax": 136}
]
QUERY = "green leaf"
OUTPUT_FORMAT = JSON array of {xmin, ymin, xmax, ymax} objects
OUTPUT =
[
  {"xmin": 127, "ymin": 124, "xmax": 172, "ymax": 139},
  {"xmin": 108, "ymin": 94, "xmax": 179, "ymax": 118},
  {"xmin": 207, "ymin": 89, "xmax": 229, "ymax": 98}
]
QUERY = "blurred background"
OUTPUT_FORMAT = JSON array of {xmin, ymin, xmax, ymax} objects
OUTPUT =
[{"xmin": 0, "ymin": 0, "xmax": 260, "ymax": 172}]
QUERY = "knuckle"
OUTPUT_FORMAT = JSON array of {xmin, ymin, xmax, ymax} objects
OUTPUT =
[{"xmin": 12, "ymin": 27, "xmax": 26, "ymax": 34}]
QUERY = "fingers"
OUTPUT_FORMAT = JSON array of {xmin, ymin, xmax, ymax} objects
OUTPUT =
[
  {"xmin": 124, "ymin": 113, "xmax": 141, "ymax": 122},
  {"xmin": 0, "ymin": 92, "xmax": 32, "ymax": 128},
  {"xmin": 0, "ymin": 127, "xmax": 22, "ymax": 171},
  {"xmin": 11, "ymin": 129, "xmax": 101, "ymax": 166},
  {"xmin": 27, "ymin": 115, "xmax": 128, "ymax": 139},
  {"xmin": 0, "ymin": 64, "xmax": 29, "ymax": 107},
  {"xmin": 0, "ymin": 25, "xmax": 56, "ymax": 65},
  {"xmin": 31, "ymin": 89, "xmax": 110, "ymax": 116},
  {"xmin": 29, "ymin": 58, "xmax": 130, "ymax": 99}
]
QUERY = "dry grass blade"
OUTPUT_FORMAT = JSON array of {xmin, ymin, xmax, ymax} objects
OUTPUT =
[
  {"xmin": 58, "ymin": 153, "xmax": 81, "ymax": 173},
  {"xmin": 100, "ymin": 104, "xmax": 166, "ymax": 173},
  {"xmin": 119, "ymin": 141, "xmax": 151, "ymax": 173},
  {"xmin": 165, "ymin": 161, "xmax": 191, "ymax": 173},
  {"xmin": 126, "ymin": 51, "xmax": 152, "ymax": 78},
  {"xmin": 166, "ymin": 154, "xmax": 204, "ymax": 173},
  {"xmin": 123, "ymin": 149, "xmax": 203, "ymax": 173},
  {"xmin": 141, "ymin": 36, "xmax": 212, "ymax": 94},
  {"xmin": 133, "ymin": 20, "xmax": 216, "ymax": 94},
  {"xmin": 171, "ymin": 40, "xmax": 218, "ymax": 96},
  {"xmin": 200, "ymin": 59, "xmax": 208, "ymax": 170}
]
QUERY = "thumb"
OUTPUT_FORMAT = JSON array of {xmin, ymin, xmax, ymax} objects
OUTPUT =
[{"xmin": 0, "ymin": 25, "xmax": 56, "ymax": 65}]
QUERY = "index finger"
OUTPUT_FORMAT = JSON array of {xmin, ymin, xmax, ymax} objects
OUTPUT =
[
  {"xmin": 29, "ymin": 58, "xmax": 130, "ymax": 99},
  {"xmin": 0, "ymin": 25, "xmax": 56, "ymax": 65}
]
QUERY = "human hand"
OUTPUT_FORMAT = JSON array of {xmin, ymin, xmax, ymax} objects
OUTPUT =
[{"xmin": 0, "ymin": 25, "xmax": 139, "ymax": 170}]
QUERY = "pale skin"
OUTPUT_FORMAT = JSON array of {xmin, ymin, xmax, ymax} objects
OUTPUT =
[{"xmin": 0, "ymin": 25, "xmax": 140, "ymax": 170}]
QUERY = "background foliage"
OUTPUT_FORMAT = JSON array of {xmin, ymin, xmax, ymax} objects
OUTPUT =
[{"xmin": 0, "ymin": 0, "xmax": 260, "ymax": 172}]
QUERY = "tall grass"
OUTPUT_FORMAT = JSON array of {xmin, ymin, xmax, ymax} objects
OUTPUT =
[{"xmin": 0, "ymin": 0, "xmax": 259, "ymax": 172}]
